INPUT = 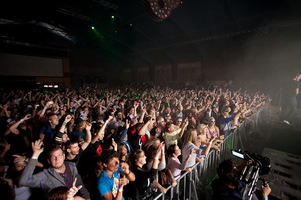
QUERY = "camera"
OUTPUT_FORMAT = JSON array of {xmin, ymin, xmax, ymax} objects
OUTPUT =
[
  {"xmin": 231, "ymin": 149, "xmax": 271, "ymax": 200},
  {"xmin": 231, "ymin": 149, "xmax": 271, "ymax": 176}
]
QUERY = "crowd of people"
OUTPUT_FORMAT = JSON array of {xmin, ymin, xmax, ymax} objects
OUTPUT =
[{"xmin": 0, "ymin": 82, "xmax": 268, "ymax": 200}]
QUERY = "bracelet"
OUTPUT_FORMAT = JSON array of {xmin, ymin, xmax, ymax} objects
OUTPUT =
[
  {"xmin": 118, "ymin": 188, "xmax": 123, "ymax": 192},
  {"xmin": 62, "ymin": 122, "xmax": 67, "ymax": 126},
  {"xmin": 126, "ymin": 171, "xmax": 131, "ymax": 176}
]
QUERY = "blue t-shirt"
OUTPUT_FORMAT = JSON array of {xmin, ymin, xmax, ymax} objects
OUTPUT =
[
  {"xmin": 40, "ymin": 124, "xmax": 56, "ymax": 145},
  {"xmin": 97, "ymin": 165, "xmax": 123, "ymax": 200},
  {"xmin": 71, "ymin": 130, "xmax": 86, "ymax": 140}
]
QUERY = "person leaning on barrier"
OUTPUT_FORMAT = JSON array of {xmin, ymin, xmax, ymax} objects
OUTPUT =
[{"xmin": 211, "ymin": 159, "xmax": 271, "ymax": 200}]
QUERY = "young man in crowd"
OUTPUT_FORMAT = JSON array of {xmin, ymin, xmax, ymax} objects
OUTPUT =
[
  {"xmin": 19, "ymin": 140, "xmax": 90, "ymax": 199},
  {"xmin": 97, "ymin": 149, "xmax": 135, "ymax": 200},
  {"xmin": 39, "ymin": 112, "xmax": 59, "ymax": 147},
  {"xmin": 163, "ymin": 119, "xmax": 188, "ymax": 149}
]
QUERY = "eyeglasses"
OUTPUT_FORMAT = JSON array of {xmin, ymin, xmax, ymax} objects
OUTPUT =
[
  {"xmin": 177, "ymin": 121, "xmax": 182, "ymax": 123},
  {"xmin": 50, "ymin": 154, "xmax": 64, "ymax": 161}
]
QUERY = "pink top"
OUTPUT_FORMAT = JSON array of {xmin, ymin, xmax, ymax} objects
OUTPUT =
[{"xmin": 167, "ymin": 156, "xmax": 189, "ymax": 180}]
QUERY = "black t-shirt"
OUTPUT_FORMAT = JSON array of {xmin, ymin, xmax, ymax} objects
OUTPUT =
[
  {"xmin": 5, "ymin": 128, "xmax": 30, "ymax": 155},
  {"xmin": 129, "ymin": 133, "xmax": 143, "ymax": 150},
  {"xmin": 211, "ymin": 178, "xmax": 241, "ymax": 200},
  {"xmin": 212, "ymin": 178, "xmax": 260, "ymax": 200},
  {"xmin": 131, "ymin": 165, "xmax": 157, "ymax": 195},
  {"xmin": 65, "ymin": 147, "xmax": 83, "ymax": 166}
]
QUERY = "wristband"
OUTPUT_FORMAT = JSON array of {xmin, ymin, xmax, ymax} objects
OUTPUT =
[
  {"xmin": 154, "ymin": 157, "xmax": 159, "ymax": 160},
  {"xmin": 263, "ymin": 197, "xmax": 268, "ymax": 200},
  {"xmin": 126, "ymin": 171, "xmax": 131, "ymax": 176},
  {"xmin": 62, "ymin": 122, "xmax": 67, "ymax": 126},
  {"xmin": 31, "ymin": 156, "xmax": 38, "ymax": 160},
  {"xmin": 118, "ymin": 188, "xmax": 123, "ymax": 192},
  {"xmin": 20, "ymin": 119, "xmax": 24, "ymax": 122}
]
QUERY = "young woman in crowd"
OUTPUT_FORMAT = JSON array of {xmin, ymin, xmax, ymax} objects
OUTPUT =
[
  {"xmin": 167, "ymin": 144, "xmax": 195, "ymax": 180},
  {"xmin": 117, "ymin": 143, "xmax": 130, "ymax": 165},
  {"xmin": 197, "ymin": 123, "xmax": 220, "ymax": 152},
  {"xmin": 130, "ymin": 143, "xmax": 164, "ymax": 200},
  {"xmin": 182, "ymin": 129, "xmax": 205, "ymax": 167},
  {"xmin": 145, "ymin": 138, "xmax": 169, "ymax": 194}
]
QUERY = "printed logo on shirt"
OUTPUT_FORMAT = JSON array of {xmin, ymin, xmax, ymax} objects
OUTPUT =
[{"xmin": 112, "ymin": 175, "xmax": 120, "ymax": 197}]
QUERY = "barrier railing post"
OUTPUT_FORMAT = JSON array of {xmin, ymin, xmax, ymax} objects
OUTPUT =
[{"xmin": 152, "ymin": 104, "xmax": 269, "ymax": 200}]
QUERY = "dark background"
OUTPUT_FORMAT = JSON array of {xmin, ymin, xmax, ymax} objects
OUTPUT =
[{"xmin": 1, "ymin": 0, "xmax": 301, "ymax": 90}]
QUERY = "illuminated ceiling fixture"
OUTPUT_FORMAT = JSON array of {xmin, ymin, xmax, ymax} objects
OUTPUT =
[{"xmin": 142, "ymin": 0, "xmax": 182, "ymax": 21}]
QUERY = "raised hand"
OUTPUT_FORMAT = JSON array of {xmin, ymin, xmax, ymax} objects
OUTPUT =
[
  {"xmin": 120, "ymin": 162, "xmax": 130, "ymax": 174},
  {"xmin": 31, "ymin": 140, "xmax": 44, "ymax": 157},
  {"xmin": 210, "ymin": 135, "xmax": 217, "ymax": 143},
  {"xmin": 66, "ymin": 178, "xmax": 82, "ymax": 200},
  {"xmin": 125, "ymin": 119, "xmax": 129, "ymax": 129},
  {"xmin": 161, "ymin": 142, "xmax": 165, "ymax": 155},
  {"xmin": 111, "ymin": 138, "xmax": 117, "ymax": 150},
  {"xmin": 23, "ymin": 114, "xmax": 32, "ymax": 121},
  {"xmin": 107, "ymin": 115, "xmax": 114, "ymax": 121},
  {"xmin": 12, "ymin": 154, "xmax": 27, "ymax": 163},
  {"xmin": 64, "ymin": 115, "xmax": 72, "ymax": 123},
  {"xmin": 85, "ymin": 122, "xmax": 92, "ymax": 131}
]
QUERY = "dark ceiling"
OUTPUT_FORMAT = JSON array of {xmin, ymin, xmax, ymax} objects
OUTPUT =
[{"xmin": 1, "ymin": 0, "xmax": 301, "ymax": 67}]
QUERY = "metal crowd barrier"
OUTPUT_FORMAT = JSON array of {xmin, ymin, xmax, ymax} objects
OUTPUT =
[{"xmin": 153, "ymin": 104, "xmax": 269, "ymax": 200}]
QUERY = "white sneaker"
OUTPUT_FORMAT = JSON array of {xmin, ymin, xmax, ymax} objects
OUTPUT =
[{"xmin": 283, "ymin": 120, "xmax": 290, "ymax": 125}]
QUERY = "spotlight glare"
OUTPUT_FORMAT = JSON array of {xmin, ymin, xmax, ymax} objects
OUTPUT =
[{"xmin": 91, "ymin": 26, "xmax": 95, "ymax": 30}]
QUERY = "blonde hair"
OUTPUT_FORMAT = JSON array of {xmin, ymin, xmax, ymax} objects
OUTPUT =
[
  {"xmin": 209, "ymin": 117, "xmax": 215, "ymax": 122},
  {"xmin": 182, "ymin": 128, "xmax": 198, "ymax": 147},
  {"xmin": 197, "ymin": 123, "xmax": 207, "ymax": 135}
]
